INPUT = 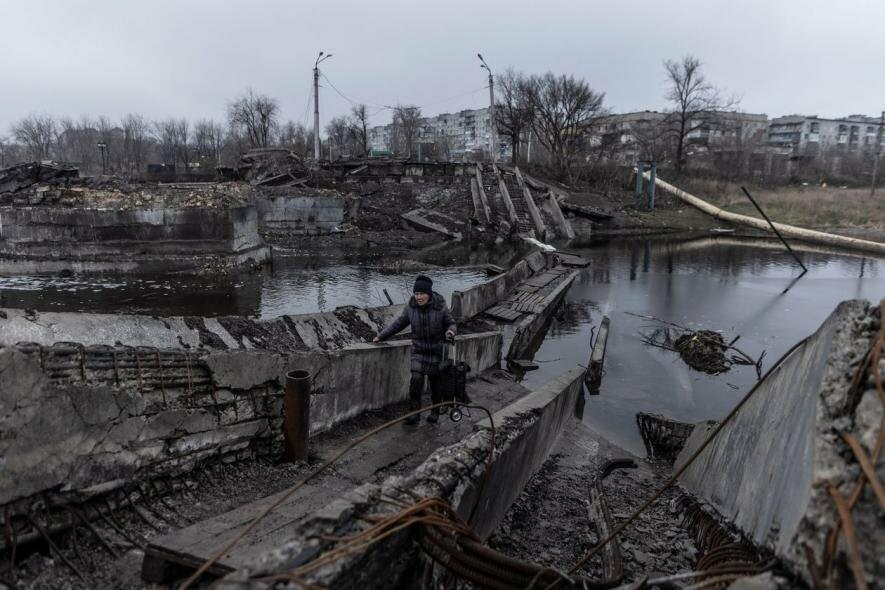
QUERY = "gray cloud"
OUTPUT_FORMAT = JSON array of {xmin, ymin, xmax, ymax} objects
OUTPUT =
[{"xmin": 2, "ymin": 0, "xmax": 883, "ymax": 135}]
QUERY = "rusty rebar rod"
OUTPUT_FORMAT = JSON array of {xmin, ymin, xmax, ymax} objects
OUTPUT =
[
  {"xmin": 740, "ymin": 186, "xmax": 807, "ymax": 273},
  {"xmin": 26, "ymin": 515, "xmax": 85, "ymax": 582}
]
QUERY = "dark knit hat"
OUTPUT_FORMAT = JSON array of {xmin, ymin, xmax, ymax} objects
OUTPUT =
[{"xmin": 413, "ymin": 275, "xmax": 433, "ymax": 294}]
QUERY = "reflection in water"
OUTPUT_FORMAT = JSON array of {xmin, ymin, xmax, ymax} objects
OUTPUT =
[
  {"xmin": 0, "ymin": 241, "xmax": 527, "ymax": 318},
  {"xmin": 522, "ymin": 235, "xmax": 885, "ymax": 455}
]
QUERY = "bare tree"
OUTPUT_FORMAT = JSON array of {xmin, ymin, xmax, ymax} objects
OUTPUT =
[
  {"xmin": 393, "ymin": 104, "xmax": 422, "ymax": 158},
  {"xmin": 96, "ymin": 116, "xmax": 123, "ymax": 172},
  {"xmin": 56, "ymin": 116, "xmax": 99, "ymax": 171},
  {"xmin": 524, "ymin": 73, "xmax": 607, "ymax": 180},
  {"xmin": 153, "ymin": 119, "xmax": 178, "ymax": 166},
  {"xmin": 277, "ymin": 120, "xmax": 312, "ymax": 157},
  {"xmin": 121, "ymin": 113, "xmax": 151, "ymax": 176},
  {"xmin": 663, "ymin": 55, "xmax": 737, "ymax": 172},
  {"xmin": 325, "ymin": 116, "xmax": 350, "ymax": 160},
  {"xmin": 227, "ymin": 88, "xmax": 279, "ymax": 149},
  {"xmin": 632, "ymin": 118, "xmax": 673, "ymax": 164},
  {"xmin": 0, "ymin": 134, "xmax": 13, "ymax": 167},
  {"xmin": 194, "ymin": 118, "xmax": 226, "ymax": 168},
  {"xmin": 495, "ymin": 69, "xmax": 534, "ymax": 163},
  {"xmin": 11, "ymin": 114, "xmax": 57, "ymax": 161},
  {"xmin": 172, "ymin": 118, "xmax": 190, "ymax": 172},
  {"xmin": 433, "ymin": 133, "xmax": 454, "ymax": 162},
  {"xmin": 348, "ymin": 104, "xmax": 370, "ymax": 157}
]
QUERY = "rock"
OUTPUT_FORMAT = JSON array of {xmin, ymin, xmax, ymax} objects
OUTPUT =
[{"xmin": 633, "ymin": 549, "xmax": 650, "ymax": 565}]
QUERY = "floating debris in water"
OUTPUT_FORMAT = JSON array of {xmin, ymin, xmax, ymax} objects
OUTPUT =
[{"xmin": 628, "ymin": 311, "xmax": 765, "ymax": 378}]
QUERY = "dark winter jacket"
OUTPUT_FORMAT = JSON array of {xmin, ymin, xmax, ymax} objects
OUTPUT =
[{"xmin": 377, "ymin": 291, "xmax": 457, "ymax": 373}]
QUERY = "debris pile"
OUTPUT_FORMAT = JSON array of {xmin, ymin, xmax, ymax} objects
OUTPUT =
[
  {"xmin": 632, "ymin": 312, "xmax": 764, "ymax": 377},
  {"xmin": 636, "ymin": 412, "xmax": 696, "ymax": 463},
  {"xmin": 231, "ymin": 148, "xmax": 311, "ymax": 187},
  {"xmin": 0, "ymin": 161, "xmax": 78, "ymax": 195},
  {"xmin": 673, "ymin": 330, "xmax": 730, "ymax": 374},
  {"xmin": 0, "ymin": 161, "xmax": 256, "ymax": 209}
]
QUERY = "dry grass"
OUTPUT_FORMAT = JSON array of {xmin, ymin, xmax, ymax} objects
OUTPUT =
[{"xmin": 678, "ymin": 179, "xmax": 885, "ymax": 229}]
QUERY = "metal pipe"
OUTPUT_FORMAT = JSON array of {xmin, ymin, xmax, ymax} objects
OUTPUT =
[
  {"xmin": 740, "ymin": 186, "xmax": 807, "ymax": 272},
  {"xmin": 646, "ymin": 171, "xmax": 885, "ymax": 255},
  {"xmin": 283, "ymin": 370, "xmax": 312, "ymax": 462}
]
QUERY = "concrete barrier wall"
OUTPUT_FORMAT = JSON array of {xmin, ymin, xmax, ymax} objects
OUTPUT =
[
  {"xmin": 460, "ymin": 366, "xmax": 585, "ymax": 538},
  {"xmin": 0, "ymin": 331, "xmax": 501, "ymax": 511},
  {"xmin": 675, "ymin": 300, "xmax": 877, "ymax": 583},
  {"xmin": 255, "ymin": 195, "xmax": 357, "ymax": 235},
  {"xmin": 220, "ymin": 365, "xmax": 585, "ymax": 588},
  {"xmin": 450, "ymin": 251, "xmax": 547, "ymax": 320},
  {"xmin": 0, "ymin": 205, "xmax": 261, "ymax": 254}
]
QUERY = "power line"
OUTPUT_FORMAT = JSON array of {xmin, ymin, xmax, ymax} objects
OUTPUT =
[
  {"xmin": 320, "ymin": 72, "xmax": 391, "ymax": 111},
  {"xmin": 299, "ymin": 82, "xmax": 314, "ymax": 127},
  {"xmin": 319, "ymin": 71, "xmax": 489, "ymax": 116}
]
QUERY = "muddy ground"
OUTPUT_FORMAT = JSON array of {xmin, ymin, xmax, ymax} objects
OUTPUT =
[
  {"xmin": 564, "ymin": 187, "xmax": 722, "ymax": 238},
  {"xmin": 487, "ymin": 421, "xmax": 700, "ymax": 584}
]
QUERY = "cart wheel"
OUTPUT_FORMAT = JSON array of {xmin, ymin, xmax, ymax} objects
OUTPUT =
[{"xmin": 449, "ymin": 408, "xmax": 462, "ymax": 423}]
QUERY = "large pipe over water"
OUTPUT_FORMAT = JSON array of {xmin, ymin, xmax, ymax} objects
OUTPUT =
[
  {"xmin": 645, "ymin": 171, "xmax": 885, "ymax": 256},
  {"xmin": 283, "ymin": 370, "xmax": 311, "ymax": 462}
]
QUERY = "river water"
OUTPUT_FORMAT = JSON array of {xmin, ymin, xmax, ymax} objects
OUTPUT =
[
  {"xmin": 2, "ymin": 235, "xmax": 882, "ymax": 455},
  {"xmin": 520, "ymin": 235, "xmax": 885, "ymax": 454},
  {"xmin": 0, "ymin": 242, "xmax": 527, "ymax": 318}
]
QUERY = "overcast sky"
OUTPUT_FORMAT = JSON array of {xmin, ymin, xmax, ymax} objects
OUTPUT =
[{"xmin": 2, "ymin": 0, "xmax": 884, "ymax": 136}]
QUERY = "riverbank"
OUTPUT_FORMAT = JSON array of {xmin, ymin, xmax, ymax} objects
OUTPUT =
[
  {"xmin": 662, "ymin": 178, "xmax": 885, "ymax": 238},
  {"xmin": 563, "ymin": 176, "xmax": 885, "ymax": 243}
]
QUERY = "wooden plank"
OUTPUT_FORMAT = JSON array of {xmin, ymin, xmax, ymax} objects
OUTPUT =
[
  {"xmin": 485, "ymin": 306, "xmax": 522, "ymax": 321},
  {"xmin": 555, "ymin": 252, "xmax": 590, "ymax": 268},
  {"xmin": 585, "ymin": 316, "xmax": 610, "ymax": 394},
  {"xmin": 586, "ymin": 459, "xmax": 636, "ymax": 585}
]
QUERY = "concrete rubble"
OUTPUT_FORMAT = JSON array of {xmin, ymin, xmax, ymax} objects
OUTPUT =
[
  {"xmin": 677, "ymin": 299, "xmax": 884, "ymax": 586},
  {"xmin": 0, "ymin": 152, "xmax": 881, "ymax": 589},
  {"xmin": 0, "ymin": 158, "xmax": 581, "ymax": 275}
]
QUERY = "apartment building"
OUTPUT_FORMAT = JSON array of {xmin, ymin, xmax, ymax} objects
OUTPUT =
[
  {"xmin": 768, "ymin": 114, "xmax": 884, "ymax": 153},
  {"xmin": 367, "ymin": 107, "xmax": 507, "ymax": 159}
]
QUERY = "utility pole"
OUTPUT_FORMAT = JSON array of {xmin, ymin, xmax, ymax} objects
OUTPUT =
[
  {"xmin": 97, "ymin": 142, "xmax": 107, "ymax": 174},
  {"xmin": 314, "ymin": 51, "xmax": 332, "ymax": 160},
  {"xmin": 872, "ymin": 110, "xmax": 884, "ymax": 197},
  {"xmin": 478, "ymin": 53, "xmax": 497, "ymax": 163}
]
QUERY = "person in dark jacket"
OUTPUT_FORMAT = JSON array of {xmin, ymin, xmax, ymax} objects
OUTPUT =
[{"xmin": 373, "ymin": 275, "xmax": 456, "ymax": 424}]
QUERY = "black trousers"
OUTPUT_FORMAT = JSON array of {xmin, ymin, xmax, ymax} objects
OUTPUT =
[{"xmin": 409, "ymin": 370, "xmax": 443, "ymax": 406}]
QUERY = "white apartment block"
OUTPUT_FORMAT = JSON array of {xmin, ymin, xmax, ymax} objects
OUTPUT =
[
  {"xmin": 768, "ymin": 114, "xmax": 884, "ymax": 153},
  {"xmin": 367, "ymin": 107, "xmax": 508, "ymax": 159}
]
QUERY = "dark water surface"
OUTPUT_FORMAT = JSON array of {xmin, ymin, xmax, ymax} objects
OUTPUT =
[
  {"xmin": 520, "ymin": 235, "xmax": 885, "ymax": 455},
  {"xmin": 0, "ymin": 243, "xmax": 527, "ymax": 318}
]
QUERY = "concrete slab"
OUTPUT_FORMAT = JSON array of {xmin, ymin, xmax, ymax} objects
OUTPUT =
[
  {"xmin": 675, "ymin": 300, "xmax": 881, "ymax": 585},
  {"xmin": 211, "ymin": 365, "xmax": 587, "ymax": 588},
  {"xmin": 142, "ymin": 371, "xmax": 529, "ymax": 581},
  {"xmin": 400, "ymin": 208, "xmax": 463, "ymax": 240}
]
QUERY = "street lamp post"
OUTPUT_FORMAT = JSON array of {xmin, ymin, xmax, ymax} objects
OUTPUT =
[
  {"xmin": 314, "ymin": 51, "xmax": 333, "ymax": 160},
  {"xmin": 478, "ymin": 53, "xmax": 498, "ymax": 163},
  {"xmin": 97, "ymin": 142, "xmax": 107, "ymax": 174}
]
